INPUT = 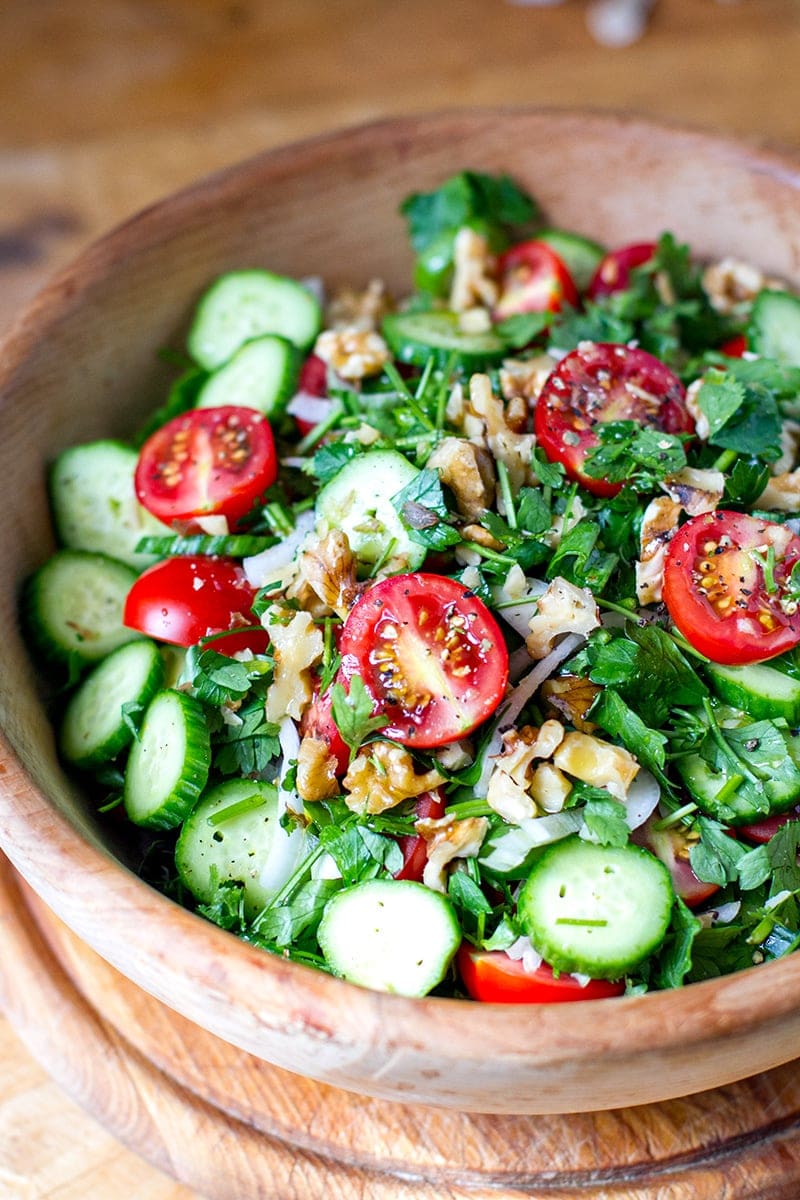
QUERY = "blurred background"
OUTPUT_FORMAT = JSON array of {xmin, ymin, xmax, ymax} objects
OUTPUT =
[{"xmin": 1, "ymin": 1, "xmax": 800, "ymax": 1196}]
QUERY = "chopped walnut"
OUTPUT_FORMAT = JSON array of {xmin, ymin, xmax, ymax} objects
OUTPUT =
[
  {"xmin": 458, "ymin": 306, "xmax": 493, "ymax": 335},
  {"xmin": 465, "ymin": 373, "xmax": 538, "ymax": 494},
  {"xmin": 486, "ymin": 769, "xmax": 536, "ymax": 823},
  {"xmin": 426, "ymin": 436, "xmax": 496, "ymax": 520},
  {"xmin": 262, "ymin": 606, "xmax": 324, "ymax": 723},
  {"xmin": 416, "ymin": 814, "xmax": 490, "ymax": 893},
  {"xmin": 540, "ymin": 675, "xmax": 601, "ymax": 733},
  {"xmin": 773, "ymin": 420, "xmax": 800, "ymax": 475},
  {"xmin": 314, "ymin": 327, "xmax": 391, "ymax": 380},
  {"xmin": 661, "ymin": 467, "xmax": 725, "ymax": 517},
  {"xmin": 685, "ymin": 379, "xmax": 710, "ymax": 441},
  {"xmin": 326, "ymin": 278, "xmax": 391, "ymax": 332},
  {"xmin": 635, "ymin": 495, "xmax": 681, "ymax": 606},
  {"xmin": 757, "ymin": 470, "xmax": 800, "ymax": 512},
  {"xmin": 287, "ymin": 529, "xmax": 358, "ymax": 620},
  {"xmin": 554, "ymin": 730, "xmax": 639, "ymax": 801},
  {"xmin": 526, "ymin": 577, "xmax": 600, "ymax": 660},
  {"xmin": 499, "ymin": 354, "xmax": 558, "ymax": 405},
  {"xmin": 529, "ymin": 762, "xmax": 573, "ymax": 813},
  {"xmin": 460, "ymin": 523, "xmax": 505, "ymax": 551},
  {"xmin": 296, "ymin": 736, "xmax": 340, "ymax": 802},
  {"xmin": 342, "ymin": 742, "xmax": 444, "ymax": 816},
  {"xmin": 702, "ymin": 257, "xmax": 784, "ymax": 315},
  {"xmin": 485, "ymin": 722, "xmax": 566, "ymax": 824},
  {"xmin": 449, "ymin": 227, "xmax": 499, "ymax": 313}
]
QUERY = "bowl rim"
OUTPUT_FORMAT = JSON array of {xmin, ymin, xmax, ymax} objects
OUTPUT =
[{"xmin": 3, "ymin": 106, "xmax": 800, "ymax": 1072}]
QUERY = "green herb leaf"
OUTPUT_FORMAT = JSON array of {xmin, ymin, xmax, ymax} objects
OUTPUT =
[
  {"xmin": 330, "ymin": 675, "xmax": 388, "ymax": 758},
  {"xmin": 579, "ymin": 796, "xmax": 630, "ymax": 848}
]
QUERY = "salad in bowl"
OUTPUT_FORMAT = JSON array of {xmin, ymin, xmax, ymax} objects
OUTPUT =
[{"xmin": 25, "ymin": 167, "xmax": 800, "ymax": 1005}]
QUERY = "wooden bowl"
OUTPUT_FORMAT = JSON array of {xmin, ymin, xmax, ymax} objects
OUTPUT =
[{"xmin": 2, "ymin": 109, "xmax": 800, "ymax": 1117}]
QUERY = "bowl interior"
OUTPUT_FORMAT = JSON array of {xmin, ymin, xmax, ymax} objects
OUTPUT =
[{"xmin": 3, "ymin": 109, "xmax": 800, "ymax": 1113}]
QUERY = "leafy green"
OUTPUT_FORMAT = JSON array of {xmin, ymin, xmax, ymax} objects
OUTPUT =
[
  {"xmin": 579, "ymin": 796, "xmax": 630, "ymax": 848},
  {"xmin": 652, "ymin": 897, "xmax": 701, "ymax": 990},
  {"xmin": 319, "ymin": 820, "xmax": 403, "ymax": 884},
  {"xmin": 590, "ymin": 688, "xmax": 669, "ymax": 782},
  {"xmin": 307, "ymin": 441, "xmax": 359, "ymax": 484},
  {"xmin": 582, "ymin": 421, "xmax": 688, "ymax": 490},
  {"xmin": 330, "ymin": 675, "xmax": 388, "ymax": 758},
  {"xmin": 401, "ymin": 170, "xmax": 537, "ymax": 254},
  {"xmin": 391, "ymin": 468, "xmax": 461, "ymax": 550},
  {"xmin": 689, "ymin": 817, "xmax": 750, "ymax": 886},
  {"xmin": 250, "ymin": 878, "xmax": 341, "ymax": 947},
  {"xmin": 588, "ymin": 623, "xmax": 706, "ymax": 728},
  {"xmin": 545, "ymin": 519, "xmax": 618, "ymax": 593},
  {"xmin": 213, "ymin": 699, "xmax": 282, "ymax": 777}
]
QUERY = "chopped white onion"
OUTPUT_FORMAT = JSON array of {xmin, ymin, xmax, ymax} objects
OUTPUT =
[
  {"xmin": 493, "ymin": 576, "xmax": 548, "ymax": 639},
  {"xmin": 787, "ymin": 518, "xmax": 800, "ymax": 537},
  {"xmin": 277, "ymin": 715, "xmax": 303, "ymax": 816},
  {"xmin": 194, "ymin": 513, "xmax": 230, "ymax": 536},
  {"xmin": 707, "ymin": 901, "xmax": 741, "ymax": 925},
  {"xmin": 475, "ymin": 632, "xmax": 585, "ymax": 796},
  {"xmin": 623, "ymin": 769, "xmax": 660, "ymax": 831},
  {"xmin": 287, "ymin": 391, "xmax": 334, "ymax": 427},
  {"xmin": 570, "ymin": 973, "xmax": 593, "ymax": 989},
  {"xmin": 242, "ymin": 508, "xmax": 315, "ymax": 587},
  {"xmin": 505, "ymin": 936, "xmax": 543, "ymax": 974},
  {"xmin": 300, "ymin": 275, "xmax": 326, "ymax": 305},
  {"xmin": 478, "ymin": 810, "xmax": 583, "ymax": 874}
]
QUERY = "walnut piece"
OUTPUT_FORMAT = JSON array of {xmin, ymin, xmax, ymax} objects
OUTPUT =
[
  {"xmin": 449, "ymin": 228, "xmax": 499, "ymax": 313},
  {"xmin": 757, "ymin": 470, "xmax": 800, "ymax": 512},
  {"xmin": 701, "ymin": 257, "xmax": 784, "ymax": 315},
  {"xmin": 526, "ymin": 577, "xmax": 600, "ymax": 660},
  {"xmin": 540, "ymin": 674, "xmax": 601, "ymax": 733},
  {"xmin": 342, "ymin": 742, "xmax": 444, "ymax": 816},
  {"xmin": 262, "ymin": 606, "xmax": 324, "ymax": 723},
  {"xmin": 296, "ymin": 736, "xmax": 340, "ymax": 802},
  {"xmin": 416, "ymin": 814, "xmax": 490, "ymax": 893},
  {"xmin": 554, "ymin": 730, "xmax": 639, "ymax": 801},
  {"xmin": 287, "ymin": 529, "xmax": 358, "ymax": 620},
  {"xmin": 326, "ymin": 278, "xmax": 391, "ymax": 332},
  {"xmin": 314, "ymin": 327, "xmax": 391, "ymax": 380},
  {"xmin": 426, "ymin": 436, "xmax": 496, "ymax": 520},
  {"xmin": 464, "ymin": 373, "xmax": 537, "ymax": 494}
]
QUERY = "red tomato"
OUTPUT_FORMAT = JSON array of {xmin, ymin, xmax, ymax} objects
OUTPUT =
[
  {"xmin": 663, "ymin": 511, "xmax": 800, "ymax": 665},
  {"xmin": 587, "ymin": 241, "xmax": 657, "ymax": 299},
  {"xmin": 135, "ymin": 406, "xmax": 278, "ymax": 529},
  {"xmin": 394, "ymin": 790, "xmax": 446, "ymax": 882},
  {"xmin": 534, "ymin": 342, "xmax": 692, "ymax": 497},
  {"xmin": 457, "ymin": 946, "xmax": 625, "ymax": 1004},
  {"xmin": 720, "ymin": 333, "xmax": 748, "ymax": 358},
  {"xmin": 293, "ymin": 354, "xmax": 329, "ymax": 436},
  {"xmin": 493, "ymin": 239, "xmax": 579, "ymax": 321},
  {"xmin": 124, "ymin": 556, "xmax": 267, "ymax": 651},
  {"xmin": 632, "ymin": 814, "xmax": 719, "ymax": 908},
  {"xmin": 739, "ymin": 806, "xmax": 800, "ymax": 844},
  {"xmin": 299, "ymin": 681, "xmax": 350, "ymax": 776},
  {"xmin": 338, "ymin": 573, "xmax": 508, "ymax": 749}
]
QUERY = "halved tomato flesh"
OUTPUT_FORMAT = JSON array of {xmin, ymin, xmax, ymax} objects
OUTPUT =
[
  {"xmin": 663, "ymin": 511, "xmax": 800, "ymax": 664},
  {"xmin": 338, "ymin": 573, "xmax": 508, "ymax": 749},
  {"xmin": 394, "ymin": 790, "xmax": 446, "ymax": 882},
  {"xmin": 493, "ymin": 239, "xmax": 578, "ymax": 321},
  {"xmin": 457, "ymin": 946, "xmax": 625, "ymax": 1003},
  {"xmin": 587, "ymin": 241, "xmax": 657, "ymax": 300}
]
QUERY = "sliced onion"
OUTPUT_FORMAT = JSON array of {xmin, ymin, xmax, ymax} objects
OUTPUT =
[
  {"xmin": 505, "ymin": 936, "xmax": 543, "ymax": 974},
  {"xmin": 277, "ymin": 715, "xmax": 303, "ymax": 816},
  {"xmin": 493, "ymin": 577, "xmax": 548, "ymax": 639},
  {"xmin": 478, "ymin": 810, "xmax": 583, "ymax": 874},
  {"xmin": 287, "ymin": 391, "xmax": 334, "ymax": 427},
  {"xmin": 623, "ymin": 768, "xmax": 660, "ymax": 831},
  {"xmin": 300, "ymin": 275, "xmax": 326, "ymax": 304},
  {"xmin": 475, "ymin": 632, "xmax": 585, "ymax": 796},
  {"xmin": 242, "ymin": 508, "xmax": 315, "ymax": 587}
]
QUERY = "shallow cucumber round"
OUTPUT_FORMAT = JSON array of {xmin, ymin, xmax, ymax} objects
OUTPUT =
[
  {"xmin": 176, "ymin": 778, "xmax": 309, "ymax": 918},
  {"xmin": 676, "ymin": 732, "xmax": 800, "ymax": 825},
  {"xmin": 381, "ymin": 310, "xmax": 508, "ymax": 368},
  {"xmin": 315, "ymin": 447, "xmax": 426, "ymax": 573},
  {"xmin": 536, "ymin": 228, "xmax": 605, "ymax": 293},
  {"xmin": 22, "ymin": 549, "xmax": 143, "ymax": 667},
  {"xmin": 49, "ymin": 440, "xmax": 171, "ymax": 569},
  {"xmin": 60, "ymin": 639, "xmax": 165, "ymax": 769},
  {"xmin": 123, "ymin": 689, "xmax": 211, "ymax": 829},
  {"xmin": 518, "ymin": 836, "xmax": 674, "ymax": 980},
  {"xmin": 748, "ymin": 288, "xmax": 800, "ymax": 366},
  {"xmin": 188, "ymin": 269, "xmax": 322, "ymax": 370},
  {"xmin": 317, "ymin": 878, "xmax": 461, "ymax": 997},
  {"xmin": 195, "ymin": 334, "xmax": 301, "ymax": 419},
  {"xmin": 705, "ymin": 660, "xmax": 800, "ymax": 726}
]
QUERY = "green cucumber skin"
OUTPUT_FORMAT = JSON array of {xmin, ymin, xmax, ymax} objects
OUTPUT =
[
  {"xmin": 22, "ymin": 549, "xmax": 141, "ymax": 667},
  {"xmin": 60, "ymin": 639, "xmax": 164, "ymax": 769},
  {"xmin": 317, "ymin": 879, "xmax": 461, "ymax": 997},
  {"xmin": 381, "ymin": 311, "xmax": 508, "ymax": 368},
  {"xmin": 123, "ymin": 689, "xmax": 211, "ymax": 830},
  {"xmin": 706, "ymin": 660, "xmax": 800, "ymax": 726},
  {"xmin": 518, "ymin": 837, "xmax": 674, "ymax": 980},
  {"xmin": 676, "ymin": 740, "xmax": 800, "ymax": 826},
  {"xmin": 748, "ymin": 289, "xmax": 800, "ymax": 366},
  {"xmin": 536, "ymin": 229, "xmax": 605, "ymax": 293},
  {"xmin": 195, "ymin": 334, "xmax": 301, "ymax": 418},
  {"xmin": 49, "ymin": 440, "xmax": 169, "ymax": 569},
  {"xmin": 188, "ymin": 270, "xmax": 322, "ymax": 370}
]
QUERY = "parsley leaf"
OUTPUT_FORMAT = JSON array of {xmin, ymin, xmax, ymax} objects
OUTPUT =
[
  {"xmin": 579, "ymin": 795, "xmax": 630, "ymax": 847},
  {"xmin": 307, "ymin": 441, "xmax": 358, "ymax": 484},
  {"xmin": 652, "ymin": 897, "xmax": 701, "ymax": 990},
  {"xmin": 582, "ymin": 421, "xmax": 687, "ymax": 490},
  {"xmin": 391, "ymin": 468, "xmax": 461, "ymax": 550},
  {"xmin": 400, "ymin": 171, "xmax": 538, "ymax": 253},
  {"xmin": 330, "ymin": 675, "xmax": 388, "ymax": 759}
]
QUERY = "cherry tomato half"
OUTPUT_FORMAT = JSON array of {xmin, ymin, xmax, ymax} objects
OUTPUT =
[
  {"xmin": 123, "ymin": 556, "xmax": 268, "ymax": 652},
  {"xmin": 739, "ymin": 807, "xmax": 800, "ymax": 844},
  {"xmin": 719, "ymin": 333, "xmax": 748, "ymax": 358},
  {"xmin": 663, "ymin": 511, "xmax": 800, "ymax": 665},
  {"xmin": 338, "ymin": 573, "xmax": 508, "ymax": 749},
  {"xmin": 135, "ymin": 405, "xmax": 278, "ymax": 529},
  {"xmin": 534, "ymin": 342, "xmax": 693, "ymax": 497},
  {"xmin": 395, "ymin": 790, "xmax": 446, "ymax": 882},
  {"xmin": 632, "ymin": 814, "xmax": 719, "ymax": 908},
  {"xmin": 493, "ymin": 239, "xmax": 579, "ymax": 322},
  {"xmin": 587, "ymin": 241, "xmax": 657, "ymax": 300},
  {"xmin": 457, "ymin": 946, "xmax": 625, "ymax": 1004}
]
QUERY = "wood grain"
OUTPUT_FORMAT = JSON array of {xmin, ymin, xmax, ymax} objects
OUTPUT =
[{"xmin": 4, "ymin": 857, "xmax": 800, "ymax": 1200}]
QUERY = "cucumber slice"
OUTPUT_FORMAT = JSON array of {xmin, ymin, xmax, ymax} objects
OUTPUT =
[
  {"xmin": 123, "ymin": 689, "xmax": 211, "ymax": 829},
  {"xmin": 188, "ymin": 270, "xmax": 322, "ymax": 370},
  {"xmin": 676, "ymin": 722, "xmax": 800, "ymax": 825},
  {"xmin": 60, "ymin": 639, "xmax": 164, "ymax": 768},
  {"xmin": 195, "ymin": 334, "xmax": 301, "ymax": 419},
  {"xmin": 176, "ymin": 779, "xmax": 308, "ymax": 918},
  {"xmin": 22, "ymin": 550, "xmax": 141, "ymax": 667},
  {"xmin": 748, "ymin": 289, "xmax": 800, "ymax": 365},
  {"xmin": 317, "ymin": 878, "xmax": 461, "ymax": 996},
  {"xmin": 49, "ymin": 440, "xmax": 171, "ymax": 568},
  {"xmin": 536, "ymin": 229, "xmax": 605, "ymax": 293},
  {"xmin": 381, "ymin": 311, "xmax": 508, "ymax": 368},
  {"xmin": 315, "ymin": 447, "xmax": 426, "ymax": 573},
  {"xmin": 706, "ymin": 660, "xmax": 800, "ymax": 725},
  {"xmin": 518, "ymin": 836, "xmax": 674, "ymax": 979}
]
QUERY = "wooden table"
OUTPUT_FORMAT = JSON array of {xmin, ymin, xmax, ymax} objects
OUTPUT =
[{"xmin": 2, "ymin": 1, "xmax": 800, "ymax": 1194}]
